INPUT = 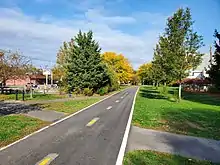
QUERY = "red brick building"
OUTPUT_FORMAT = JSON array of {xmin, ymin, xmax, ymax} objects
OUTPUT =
[{"xmin": 6, "ymin": 75, "xmax": 46, "ymax": 86}]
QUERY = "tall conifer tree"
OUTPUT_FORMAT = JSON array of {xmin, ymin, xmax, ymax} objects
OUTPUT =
[
  {"xmin": 208, "ymin": 30, "xmax": 220, "ymax": 89},
  {"xmin": 65, "ymin": 30, "xmax": 110, "ymax": 91}
]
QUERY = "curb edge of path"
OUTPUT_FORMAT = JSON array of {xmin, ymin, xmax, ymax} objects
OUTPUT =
[
  {"xmin": 115, "ymin": 86, "xmax": 139, "ymax": 165},
  {"xmin": 0, "ymin": 88, "xmax": 127, "ymax": 152}
]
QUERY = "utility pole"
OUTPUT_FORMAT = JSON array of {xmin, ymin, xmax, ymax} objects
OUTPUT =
[
  {"xmin": 209, "ymin": 45, "xmax": 213, "ymax": 65},
  {"xmin": 46, "ymin": 73, "xmax": 48, "ymax": 86},
  {"xmin": 51, "ymin": 71, "xmax": 53, "ymax": 86}
]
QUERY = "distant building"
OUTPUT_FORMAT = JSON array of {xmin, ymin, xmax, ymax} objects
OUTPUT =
[
  {"xmin": 6, "ymin": 74, "xmax": 46, "ymax": 87},
  {"xmin": 187, "ymin": 54, "xmax": 210, "ymax": 79}
]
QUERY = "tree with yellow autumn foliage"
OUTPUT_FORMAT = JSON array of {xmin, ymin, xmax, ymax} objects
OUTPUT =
[
  {"xmin": 137, "ymin": 63, "xmax": 153, "ymax": 85},
  {"xmin": 102, "ymin": 52, "xmax": 133, "ymax": 84}
]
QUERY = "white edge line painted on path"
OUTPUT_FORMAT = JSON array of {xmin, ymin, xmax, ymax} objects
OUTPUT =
[
  {"xmin": 106, "ymin": 106, "xmax": 112, "ymax": 110},
  {"xmin": 0, "ymin": 89, "xmax": 125, "ymax": 152},
  {"xmin": 115, "ymin": 87, "xmax": 139, "ymax": 165}
]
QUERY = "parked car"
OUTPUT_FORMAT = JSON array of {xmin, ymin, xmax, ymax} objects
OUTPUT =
[{"xmin": 26, "ymin": 83, "xmax": 38, "ymax": 88}]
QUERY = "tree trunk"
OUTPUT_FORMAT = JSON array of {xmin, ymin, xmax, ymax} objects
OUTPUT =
[
  {"xmin": 2, "ymin": 78, "xmax": 6, "ymax": 87},
  {"xmin": 156, "ymin": 82, "xmax": 159, "ymax": 89},
  {"xmin": 30, "ymin": 85, "xmax": 33, "ymax": 99},
  {"xmin": 178, "ymin": 83, "xmax": 182, "ymax": 100},
  {"xmin": 164, "ymin": 82, "xmax": 166, "ymax": 86}
]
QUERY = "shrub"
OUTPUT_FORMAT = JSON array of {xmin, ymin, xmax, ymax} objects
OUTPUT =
[
  {"xmin": 159, "ymin": 86, "xmax": 168, "ymax": 96},
  {"xmin": 97, "ymin": 86, "xmax": 109, "ymax": 96},
  {"xmin": 108, "ymin": 83, "xmax": 119, "ymax": 92},
  {"xmin": 0, "ymin": 94, "xmax": 11, "ymax": 101},
  {"xmin": 74, "ymin": 87, "xmax": 82, "ymax": 95},
  {"xmin": 106, "ymin": 65, "xmax": 119, "ymax": 92},
  {"xmin": 173, "ymin": 89, "xmax": 179, "ymax": 99},
  {"xmin": 83, "ymin": 88, "xmax": 93, "ymax": 96},
  {"xmin": 208, "ymin": 86, "xmax": 220, "ymax": 93},
  {"xmin": 168, "ymin": 95, "xmax": 177, "ymax": 102}
]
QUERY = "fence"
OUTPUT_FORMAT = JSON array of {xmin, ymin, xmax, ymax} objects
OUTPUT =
[{"xmin": 0, "ymin": 87, "xmax": 25, "ymax": 101}]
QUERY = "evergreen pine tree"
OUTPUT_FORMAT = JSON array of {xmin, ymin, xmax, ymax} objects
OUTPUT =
[
  {"xmin": 65, "ymin": 30, "xmax": 110, "ymax": 92},
  {"xmin": 208, "ymin": 30, "xmax": 220, "ymax": 89}
]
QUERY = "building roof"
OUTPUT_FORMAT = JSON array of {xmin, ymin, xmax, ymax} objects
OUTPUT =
[
  {"xmin": 30, "ymin": 74, "xmax": 45, "ymax": 79},
  {"xmin": 196, "ymin": 54, "xmax": 210, "ymax": 71}
]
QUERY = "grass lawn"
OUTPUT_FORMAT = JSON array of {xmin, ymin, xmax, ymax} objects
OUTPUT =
[
  {"xmin": 133, "ymin": 86, "xmax": 220, "ymax": 140},
  {"xmin": 124, "ymin": 150, "xmax": 218, "ymax": 165},
  {"xmin": 0, "ymin": 85, "xmax": 129, "ymax": 101},
  {"xmin": 0, "ymin": 115, "xmax": 48, "ymax": 147},
  {"xmin": 39, "ymin": 97, "xmax": 102, "ymax": 114},
  {"xmin": 0, "ymin": 93, "xmax": 65, "ymax": 101}
]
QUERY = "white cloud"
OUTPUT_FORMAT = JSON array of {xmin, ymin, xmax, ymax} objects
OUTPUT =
[
  {"xmin": 85, "ymin": 9, "xmax": 136, "ymax": 25},
  {"xmin": 0, "ymin": 7, "xmax": 165, "ymax": 69},
  {"xmin": 132, "ymin": 12, "xmax": 167, "ymax": 25}
]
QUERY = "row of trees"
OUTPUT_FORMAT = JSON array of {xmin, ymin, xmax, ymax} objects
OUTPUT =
[
  {"xmin": 138, "ymin": 8, "xmax": 204, "ymax": 100},
  {"xmin": 137, "ymin": 63, "xmax": 152, "ymax": 85},
  {"xmin": 54, "ymin": 31, "xmax": 134, "ymax": 95},
  {"xmin": 102, "ymin": 52, "xmax": 133, "ymax": 84},
  {"xmin": 138, "ymin": 29, "xmax": 220, "ymax": 95},
  {"xmin": 0, "ymin": 30, "xmax": 134, "ymax": 96}
]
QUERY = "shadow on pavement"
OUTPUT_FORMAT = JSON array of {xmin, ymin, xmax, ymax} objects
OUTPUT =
[
  {"xmin": 128, "ymin": 126, "xmax": 220, "ymax": 163},
  {"xmin": 160, "ymin": 129, "xmax": 220, "ymax": 163},
  {"xmin": 0, "ymin": 101, "xmax": 41, "ymax": 116}
]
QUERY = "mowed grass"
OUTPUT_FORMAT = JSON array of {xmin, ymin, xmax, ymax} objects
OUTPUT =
[
  {"xmin": 0, "ymin": 115, "xmax": 48, "ymax": 147},
  {"xmin": 0, "ymin": 93, "xmax": 65, "ymax": 101},
  {"xmin": 39, "ymin": 97, "xmax": 102, "ymax": 114},
  {"xmin": 123, "ymin": 150, "xmax": 219, "ymax": 165},
  {"xmin": 0, "ymin": 97, "xmax": 102, "ymax": 148},
  {"xmin": 133, "ymin": 86, "xmax": 220, "ymax": 140}
]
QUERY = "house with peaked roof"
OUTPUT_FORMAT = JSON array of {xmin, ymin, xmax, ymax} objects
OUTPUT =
[{"xmin": 187, "ymin": 54, "xmax": 210, "ymax": 79}]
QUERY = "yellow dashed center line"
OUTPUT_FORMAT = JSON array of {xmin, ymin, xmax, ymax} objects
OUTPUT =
[
  {"xmin": 36, "ymin": 153, "xmax": 58, "ymax": 165},
  {"xmin": 86, "ymin": 117, "xmax": 99, "ymax": 127},
  {"xmin": 39, "ymin": 158, "xmax": 51, "ymax": 165}
]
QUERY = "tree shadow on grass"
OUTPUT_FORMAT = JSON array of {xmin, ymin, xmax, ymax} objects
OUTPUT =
[
  {"xmin": 142, "ymin": 86, "xmax": 220, "ymax": 107},
  {"xmin": 156, "ymin": 107, "xmax": 220, "ymax": 163},
  {"xmin": 139, "ymin": 88, "xmax": 167, "ymax": 100},
  {"xmin": 182, "ymin": 91, "xmax": 220, "ymax": 107},
  {"xmin": 160, "ymin": 107, "xmax": 220, "ymax": 140},
  {"xmin": 0, "ymin": 101, "xmax": 41, "ymax": 116}
]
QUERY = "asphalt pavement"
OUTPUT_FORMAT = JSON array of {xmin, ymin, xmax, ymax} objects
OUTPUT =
[
  {"xmin": 0, "ymin": 87, "xmax": 138, "ymax": 165},
  {"xmin": 127, "ymin": 126, "xmax": 220, "ymax": 163}
]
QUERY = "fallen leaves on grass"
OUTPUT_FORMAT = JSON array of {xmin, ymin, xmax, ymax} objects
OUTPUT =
[
  {"xmin": 133, "ymin": 86, "xmax": 220, "ymax": 140},
  {"xmin": 124, "ymin": 150, "xmax": 217, "ymax": 165},
  {"xmin": 39, "ymin": 98, "xmax": 101, "ymax": 114},
  {"xmin": 0, "ymin": 115, "xmax": 49, "ymax": 147}
]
